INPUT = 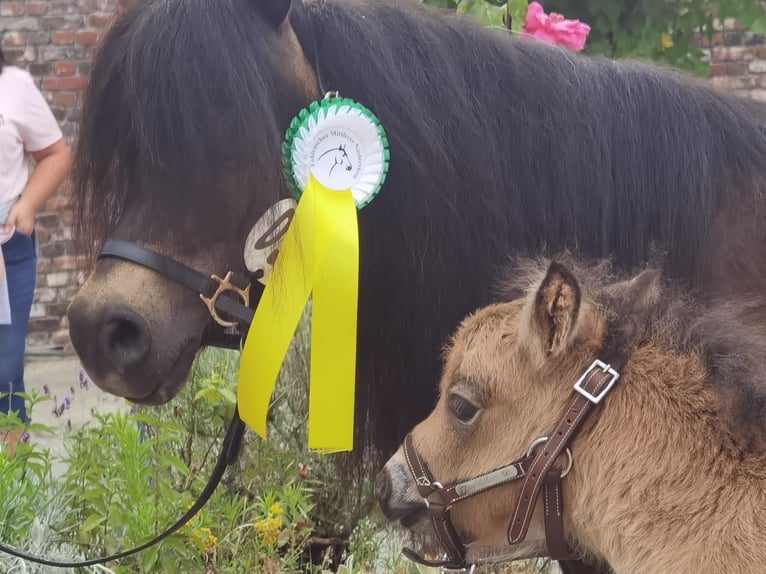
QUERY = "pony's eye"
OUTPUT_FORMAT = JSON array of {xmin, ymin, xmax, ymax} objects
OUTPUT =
[{"xmin": 448, "ymin": 393, "xmax": 479, "ymax": 422}]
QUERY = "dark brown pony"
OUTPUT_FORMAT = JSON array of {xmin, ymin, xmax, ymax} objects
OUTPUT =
[{"xmin": 66, "ymin": 0, "xmax": 766, "ymax": 571}]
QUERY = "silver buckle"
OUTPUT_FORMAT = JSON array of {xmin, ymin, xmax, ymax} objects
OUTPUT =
[
  {"xmin": 441, "ymin": 562, "xmax": 476, "ymax": 574},
  {"xmin": 573, "ymin": 359, "xmax": 620, "ymax": 404}
]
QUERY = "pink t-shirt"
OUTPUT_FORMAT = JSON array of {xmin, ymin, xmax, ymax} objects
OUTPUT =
[{"xmin": 0, "ymin": 66, "xmax": 63, "ymax": 209}]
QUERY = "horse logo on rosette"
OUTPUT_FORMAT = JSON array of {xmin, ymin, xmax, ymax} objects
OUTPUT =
[{"xmin": 311, "ymin": 128, "xmax": 364, "ymax": 191}]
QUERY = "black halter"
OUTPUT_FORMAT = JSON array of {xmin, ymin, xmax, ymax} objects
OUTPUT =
[{"xmin": 0, "ymin": 240, "xmax": 261, "ymax": 568}]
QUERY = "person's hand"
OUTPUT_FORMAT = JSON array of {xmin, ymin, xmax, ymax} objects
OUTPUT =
[{"xmin": 4, "ymin": 198, "xmax": 37, "ymax": 236}]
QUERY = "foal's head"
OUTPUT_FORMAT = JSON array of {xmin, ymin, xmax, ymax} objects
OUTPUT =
[{"xmin": 377, "ymin": 258, "xmax": 661, "ymax": 561}]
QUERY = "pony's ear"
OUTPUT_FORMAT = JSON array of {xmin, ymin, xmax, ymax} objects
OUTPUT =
[
  {"xmin": 529, "ymin": 261, "xmax": 581, "ymax": 356},
  {"xmin": 250, "ymin": 0, "xmax": 291, "ymax": 29}
]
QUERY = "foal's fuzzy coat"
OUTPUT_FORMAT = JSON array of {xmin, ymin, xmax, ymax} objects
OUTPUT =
[{"xmin": 380, "ymin": 257, "xmax": 766, "ymax": 573}]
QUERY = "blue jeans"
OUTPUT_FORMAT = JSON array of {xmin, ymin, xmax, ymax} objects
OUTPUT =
[{"xmin": 0, "ymin": 231, "xmax": 36, "ymax": 423}]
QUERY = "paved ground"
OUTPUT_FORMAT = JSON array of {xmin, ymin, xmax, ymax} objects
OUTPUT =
[{"xmin": 22, "ymin": 352, "xmax": 128, "ymax": 469}]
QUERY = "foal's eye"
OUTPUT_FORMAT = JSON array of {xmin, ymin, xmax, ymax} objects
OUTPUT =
[{"xmin": 448, "ymin": 393, "xmax": 479, "ymax": 422}]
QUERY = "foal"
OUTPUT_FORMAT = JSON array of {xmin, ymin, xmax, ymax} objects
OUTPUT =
[{"xmin": 377, "ymin": 258, "xmax": 766, "ymax": 574}]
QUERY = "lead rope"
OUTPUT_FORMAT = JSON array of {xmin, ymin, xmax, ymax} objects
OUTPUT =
[{"xmin": 0, "ymin": 408, "xmax": 246, "ymax": 568}]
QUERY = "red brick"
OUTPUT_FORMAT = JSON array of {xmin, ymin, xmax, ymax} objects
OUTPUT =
[
  {"xmin": 726, "ymin": 61, "xmax": 749, "ymax": 76},
  {"xmin": 51, "ymin": 31, "xmax": 74, "ymax": 45},
  {"xmin": 54, "ymin": 61, "xmax": 76, "ymax": 76},
  {"xmin": 75, "ymin": 31, "xmax": 99, "ymax": 45},
  {"xmin": 52, "ymin": 255, "xmax": 83, "ymax": 271},
  {"xmin": 27, "ymin": 2, "xmax": 47, "ymax": 16},
  {"xmin": 0, "ymin": 2, "xmax": 24, "ymax": 16},
  {"xmin": 42, "ymin": 76, "xmax": 88, "ymax": 91},
  {"xmin": 53, "ymin": 91, "xmax": 78, "ymax": 107},
  {"xmin": 89, "ymin": 13, "xmax": 114, "ymax": 28},
  {"xmin": 2, "ymin": 32, "xmax": 26, "ymax": 47},
  {"xmin": 710, "ymin": 63, "xmax": 726, "ymax": 77}
]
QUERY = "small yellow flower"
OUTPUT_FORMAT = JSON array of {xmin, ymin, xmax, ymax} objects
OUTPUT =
[
  {"xmin": 269, "ymin": 503, "xmax": 284, "ymax": 516},
  {"xmin": 254, "ymin": 515, "xmax": 283, "ymax": 546},
  {"xmin": 661, "ymin": 32, "xmax": 673, "ymax": 50}
]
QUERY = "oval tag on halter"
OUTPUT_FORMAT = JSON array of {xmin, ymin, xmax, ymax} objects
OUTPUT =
[
  {"xmin": 243, "ymin": 198, "xmax": 297, "ymax": 285},
  {"xmin": 282, "ymin": 96, "xmax": 389, "ymax": 208}
]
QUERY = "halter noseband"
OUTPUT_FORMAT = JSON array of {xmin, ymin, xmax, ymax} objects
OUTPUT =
[
  {"xmin": 401, "ymin": 358, "xmax": 622, "ymax": 572},
  {"xmin": 0, "ymin": 240, "xmax": 260, "ymax": 568}
]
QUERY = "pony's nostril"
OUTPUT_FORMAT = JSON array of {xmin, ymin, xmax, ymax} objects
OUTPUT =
[{"xmin": 99, "ymin": 306, "xmax": 151, "ymax": 374}]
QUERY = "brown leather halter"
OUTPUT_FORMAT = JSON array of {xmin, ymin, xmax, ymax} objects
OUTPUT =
[{"xmin": 401, "ymin": 358, "xmax": 622, "ymax": 572}]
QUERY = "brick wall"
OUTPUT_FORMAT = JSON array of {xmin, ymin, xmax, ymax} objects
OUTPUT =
[
  {"xmin": 1, "ymin": 0, "xmax": 119, "ymax": 349},
  {"xmin": 1, "ymin": 4, "xmax": 765, "ymax": 350},
  {"xmin": 706, "ymin": 19, "xmax": 766, "ymax": 100}
]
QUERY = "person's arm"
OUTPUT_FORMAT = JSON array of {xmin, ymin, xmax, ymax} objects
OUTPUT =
[{"xmin": 3, "ymin": 138, "xmax": 71, "ymax": 235}]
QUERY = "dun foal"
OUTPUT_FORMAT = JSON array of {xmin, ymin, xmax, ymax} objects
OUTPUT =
[{"xmin": 377, "ymin": 258, "xmax": 766, "ymax": 573}]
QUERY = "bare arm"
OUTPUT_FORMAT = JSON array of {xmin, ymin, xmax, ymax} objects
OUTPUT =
[{"xmin": 3, "ymin": 138, "xmax": 71, "ymax": 235}]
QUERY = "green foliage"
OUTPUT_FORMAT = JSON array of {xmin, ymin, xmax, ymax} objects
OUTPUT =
[{"xmin": 422, "ymin": 0, "xmax": 766, "ymax": 76}]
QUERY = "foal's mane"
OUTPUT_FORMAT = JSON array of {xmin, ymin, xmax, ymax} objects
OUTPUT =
[{"xmin": 501, "ymin": 255, "xmax": 766, "ymax": 451}]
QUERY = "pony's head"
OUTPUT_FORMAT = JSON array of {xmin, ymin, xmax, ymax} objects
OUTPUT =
[
  {"xmin": 377, "ymin": 258, "xmax": 663, "ymax": 562},
  {"xmin": 67, "ymin": 0, "xmax": 318, "ymax": 403}
]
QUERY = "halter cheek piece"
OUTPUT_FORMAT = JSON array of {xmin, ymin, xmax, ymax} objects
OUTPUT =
[
  {"xmin": 402, "ymin": 359, "xmax": 622, "ymax": 572},
  {"xmin": 0, "ymin": 239, "xmax": 260, "ymax": 568}
]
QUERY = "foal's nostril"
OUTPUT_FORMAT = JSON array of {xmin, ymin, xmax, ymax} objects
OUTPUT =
[{"xmin": 98, "ymin": 306, "xmax": 151, "ymax": 374}]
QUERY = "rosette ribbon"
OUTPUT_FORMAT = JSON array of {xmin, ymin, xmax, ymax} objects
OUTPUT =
[{"xmin": 237, "ymin": 173, "xmax": 359, "ymax": 452}]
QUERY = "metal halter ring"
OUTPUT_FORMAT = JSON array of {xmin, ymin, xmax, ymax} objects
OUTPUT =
[
  {"xmin": 199, "ymin": 272, "xmax": 251, "ymax": 328},
  {"xmin": 525, "ymin": 436, "xmax": 574, "ymax": 478}
]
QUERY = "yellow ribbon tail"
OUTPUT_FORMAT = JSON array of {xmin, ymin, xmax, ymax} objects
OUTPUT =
[
  {"xmin": 237, "ymin": 182, "xmax": 316, "ymax": 438},
  {"xmin": 308, "ymin": 186, "xmax": 359, "ymax": 452}
]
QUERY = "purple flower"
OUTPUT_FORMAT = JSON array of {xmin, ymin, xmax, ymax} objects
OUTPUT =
[
  {"xmin": 42, "ymin": 384, "xmax": 50, "ymax": 396},
  {"xmin": 20, "ymin": 431, "xmax": 30, "ymax": 444},
  {"xmin": 64, "ymin": 396, "xmax": 72, "ymax": 410},
  {"xmin": 79, "ymin": 368, "xmax": 91, "ymax": 390}
]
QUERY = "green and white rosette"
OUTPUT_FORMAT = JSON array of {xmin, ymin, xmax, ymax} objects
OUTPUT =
[
  {"xmin": 239, "ymin": 95, "xmax": 389, "ymax": 453},
  {"xmin": 282, "ymin": 96, "xmax": 389, "ymax": 208}
]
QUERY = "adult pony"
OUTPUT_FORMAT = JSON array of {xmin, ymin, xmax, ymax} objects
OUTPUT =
[
  {"xmin": 377, "ymin": 257, "xmax": 766, "ymax": 573},
  {"xmin": 66, "ymin": 0, "xmax": 766, "ymax": 571}
]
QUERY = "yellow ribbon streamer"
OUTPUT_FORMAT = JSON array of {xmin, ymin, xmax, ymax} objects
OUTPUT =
[{"xmin": 238, "ymin": 173, "xmax": 358, "ymax": 453}]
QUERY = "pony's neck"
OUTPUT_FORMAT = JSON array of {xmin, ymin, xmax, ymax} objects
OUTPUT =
[{"xmin": 565, "ymin": 344, "xmax": 766, "ymax": 574}]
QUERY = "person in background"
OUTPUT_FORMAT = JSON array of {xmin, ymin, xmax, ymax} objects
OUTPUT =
[{"xmin": 0, "ymin": 48, "xmax": 71, "ymax": 455}]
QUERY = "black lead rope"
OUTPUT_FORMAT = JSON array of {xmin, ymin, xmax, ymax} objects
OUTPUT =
[
  {"xmin": 0, "ymin": 239, "xmax": 259, "ymax": 568},
  {"xmin": 0, "ymin": 409, "xmax": 246, "ymax": 568}
]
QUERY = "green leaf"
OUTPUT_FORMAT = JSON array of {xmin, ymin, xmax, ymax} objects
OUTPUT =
[
  {"xmin": 422, "ymin": 0, "xmax": 459, "ymax": 9},
  {"xmin": 507, "ymin": 0, "xmax": 528, "ymax": 32},
  {"xmin": 456, "ymin": 0, "xmax": 506, "ymax": 27},
  {"xmin": 140, "ymin": 544, "xmax": 160, "ymax": 573},
  {"xmin": 751, "ymin": 14, "xmax": 766, "ymax": 34},
  {"xmin": 79, "ymin": 513, "xmax": 107, "ymax": 534}
]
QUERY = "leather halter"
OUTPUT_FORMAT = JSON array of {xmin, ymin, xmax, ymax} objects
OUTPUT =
[
  {"xmin": 402, "ymin": 358, "xmax": 622, "ymax": 572},
  {"xmin": 0, "ymin": 240, "xmax": 260, "ymax": 568}
]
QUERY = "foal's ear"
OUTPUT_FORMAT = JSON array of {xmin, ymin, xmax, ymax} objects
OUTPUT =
[
  {"xmin": 606, "ymin": 268, "xmax": 662, "ymax": 314},
  {"xmin": 249, "ymin": 0, "xmax": 292, "ymax": 29},
  {"xmin": 530, "ymin": 261, "xmax": 581, "ymax": 356}
]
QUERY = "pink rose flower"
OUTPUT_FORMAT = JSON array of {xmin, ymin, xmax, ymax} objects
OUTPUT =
[{"xmin": 522, "ymin": 2, "xmax": 591, "ymax": 52}]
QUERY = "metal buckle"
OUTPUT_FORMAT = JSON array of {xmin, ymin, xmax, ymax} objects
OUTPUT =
[
  {"xmin": 573, "ymin": 359, "xmax": 620, "ymax": 404},
  {"xmin": 200, "ymin": 271, "xmax": 251, "ymax": 328},
  {"xmin": 423, "ymin": 481, "xmax": 444, "ymax": 510},
  {"xmin": 440, "ymin": 559, "xmax": 476, "ymax": 573},
  {"xmin": 526, "ymin": 437, "xmax": 573, "ymax": 478}
]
